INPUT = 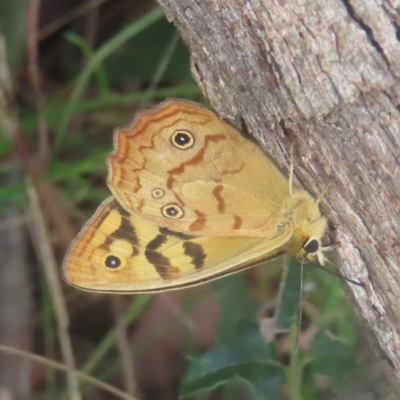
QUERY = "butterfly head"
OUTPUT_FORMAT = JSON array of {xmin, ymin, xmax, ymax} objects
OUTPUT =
[
  {"xmin": 285, "ymin": 189, "xmax": 328, "ymax": 265},
  {"xmin": 301, "ymin": 237, "xmax": 326, "ymax": 265}
]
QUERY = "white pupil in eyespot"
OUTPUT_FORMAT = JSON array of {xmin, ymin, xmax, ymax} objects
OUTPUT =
[
  {"xmin": 175, "ymin": 133, "xmax": 190, "ymax": 145},
  {"xmin": 105, "ymin": 255, "xmax": 121, "ymax": 268}
]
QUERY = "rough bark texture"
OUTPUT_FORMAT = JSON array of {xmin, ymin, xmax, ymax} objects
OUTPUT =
[{"xmin": 156, "ymin": 0, "xmax": 400, "ymax": 393}]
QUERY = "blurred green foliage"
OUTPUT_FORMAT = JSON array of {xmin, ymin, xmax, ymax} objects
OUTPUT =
[{"xmin": 0, "ymin": 0, "xmax": 26, "ymax": 73}]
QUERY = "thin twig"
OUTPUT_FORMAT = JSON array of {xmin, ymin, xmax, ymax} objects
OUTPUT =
[
  {"xmin": 27, "ymin": 0, "xmax": 41, "ymax": 100},
  {"xmin": 27, "ymin": 0, "xmax": 48, "ymax": 160},
  {"xmin": 21, "ymin": 0, "xmax": 76, "ymax": 251},
  {"xmin": 26, "ymin": 5, "xmax": 80, "ymax": 395},
  {"xmin": 139, "ymin": 31, "xmax": 180, "ymax": 108},
  {"xmin": 13, "ymin": 130, "xmax": 77, "ymax": 250},
  {"xmin": 27, "ymin": 4, "xmax": 81, "ymax": 396},
  {"xmin": 38, "ymin": 0, "xmax": 108, "ymax": 40},
  {"xmin": 0, "ymin": 36, "xmax": 32, "ymax": 396},
  {"xmin": 160, "ymin": 293, "xmax": 196, "ymax": 331},
  {"xmin": 111, "ymin": 296, "xmax": 140, "ymax": 397},
  {"xmin": 0, "ymin": 344, "xmax": 139, "ymax": 400},
  {"xmin": 85, "ymin": 0, "xmax": 100, "ymax": 47},
  {"xmin": 27, "ymin": 184, "xmax": 81, "ymax": 400}
]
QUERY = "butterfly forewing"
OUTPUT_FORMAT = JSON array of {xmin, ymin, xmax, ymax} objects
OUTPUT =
[{"xmin": 108, "ymin": 99, "xmax": 290, "ymax": 238}]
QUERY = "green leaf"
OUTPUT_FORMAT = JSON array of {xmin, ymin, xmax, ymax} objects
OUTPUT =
[
  {"xmin": 64, "ymin": 32, "xmax": 110, "ymax": 94},
  {"xmin": 312, "ymin": 330, "xmax": 349, "ymax": 357},
  {"xmin": 213, "ymin": 273, "xmax": 258, "ymax": 340},
  {"xmin": 311, "ymin": 331, "xmax": 356, "ymax": 389},
  {"xmin": 180, "ymin": 324, "xmax": 285, "ymax": 399}
]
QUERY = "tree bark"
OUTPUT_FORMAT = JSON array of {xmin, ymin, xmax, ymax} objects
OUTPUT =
[{"xmin": 156, "ymin": 0, "xmax": 400, "ymax": 394}]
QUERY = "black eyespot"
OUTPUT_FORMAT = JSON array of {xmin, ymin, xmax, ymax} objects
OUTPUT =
[
  {"xmin": 151, "ymin": 187, "xmax": 165, "ymax": 199},
  {"xmin": 303, "ymin": 239, "xmax": 319, "ymax": 254},
  {"xmin": 105, "ymin": 255, "xmax": 121, "ymax": 269},
  {"xmin": 171, "ymin": 130, "xmax": 195, "ymax": 149},
  {"xmin": 161, "ymin": 203, "xmax": 184, "ymax": 219}
]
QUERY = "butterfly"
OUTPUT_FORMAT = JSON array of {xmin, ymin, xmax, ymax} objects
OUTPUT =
[{"xmin": 62, "ymin": 99, "xmax": 328, "ymax": 293}]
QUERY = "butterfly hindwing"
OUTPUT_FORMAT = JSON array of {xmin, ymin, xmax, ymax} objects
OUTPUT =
[{"xmin": 63, "ymin": 197, "xmax": 292, "ymax": 293}]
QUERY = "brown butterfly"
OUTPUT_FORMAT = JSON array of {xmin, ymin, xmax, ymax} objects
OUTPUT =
[{"xmin": 62, "ymin": 99, "xmax": 327, "ymax": 293}]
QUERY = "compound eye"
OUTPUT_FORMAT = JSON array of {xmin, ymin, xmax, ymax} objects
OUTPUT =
[
  {"xmin": 303, "ymin": 238, "xmax": 319, "ymax": 254},
  {"xmin": 170, "ymin": 130, "xmax": 195, "ymax": 150}
]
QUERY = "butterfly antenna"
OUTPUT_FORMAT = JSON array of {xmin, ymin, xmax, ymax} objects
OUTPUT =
[
  {"xmin": 295, "ymin": 260, "xmax": 304, "ymax": 353},
  {"xmin": 314, "ymin": 259, "xmax": 364, "ymax": 287},
  {"xmin": 289, "ymin": 143, "xmax": 294, "ymax": 196},
  {"xmin": 307, "ymin": 182, "xmax": 333, "ymax": 220}
]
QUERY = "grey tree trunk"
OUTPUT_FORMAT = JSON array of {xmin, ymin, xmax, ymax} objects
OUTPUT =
[{"xmin": 156, "ymin": 0, "xmax": 400, "ymax": 394}]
